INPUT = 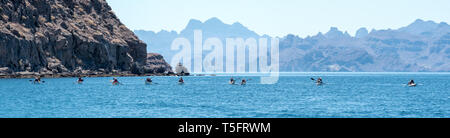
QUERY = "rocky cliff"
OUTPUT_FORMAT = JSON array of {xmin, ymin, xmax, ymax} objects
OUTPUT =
[
  {"xmin": 143, "ymin": 53, "xmax": 172, "ymax": 74},
  {"xmin": 0, "ymin": 0, "xmax": 171, "ymax": 78}
]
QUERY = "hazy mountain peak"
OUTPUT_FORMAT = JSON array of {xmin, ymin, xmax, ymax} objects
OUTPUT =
[
  {"xmin": 413, "ymin": 19, "xmax": 425, "ymax": 24},
  {"xmin": 157, "ymin": 30, "xmax": 178, "ymax": 35},
  {"xmin": 329, "ymin": 27, "xmax": 340, "ymax": 31},
  {"xmin": 285, "ymin": 34, "xmax": 297, "ymax": 39},
  {"xmin": 399, "ymin": 19, "xmax": 439, "ymax": 35},
  {"xmin": 438, "ymin": 22, "xmax": 449, "ymax": 27},
  {"xmin": 232, "ymin": 22, "xmax": 244, "ymax": 28},
  {"xmin": 134, "ymin": 29, "xmax": 156, "ymax": 35},
  {"xmin": 355, "ymin": 27, "xmax": 369, "ymax": 38},
  {"xmin": 327, "ymin": 27, "xmax": 342, "ymax": 33},
  {"xmin": 204, "ymin": 17, "xmax": 224, "ymax": 25},
  {"xmin": 325, "ymin": 27, "xmax": 346, "ymax": 38},
  {"xmin": 185, "ymin": 19, "xmax": 202, "ymax": 29},
  {"xmin": 412, "ymin": 19, "xmax": 436, "ymax": 26},
  {"xmin": 187, "ymin": 19, "xmax": 202, "ymax": 24},
  {"xmin": 262, "ymin": 34, "xmax": 272, "ymax": 38},
  {"xmin": 316, "ymin": 32, "xmax": 324, "ymax": 36},
  {"xmin": 312, "ymin": 32, "xmax": 326, "ymax": 39},
  {"xmin": 183, "ymin": 17, "xmax": 229, "ymax": 32}
]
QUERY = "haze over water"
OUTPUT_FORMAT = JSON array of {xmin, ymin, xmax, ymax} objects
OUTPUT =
[{"xmin": 0, "ymin": 72, "xmax": 448, "ymax": 118}]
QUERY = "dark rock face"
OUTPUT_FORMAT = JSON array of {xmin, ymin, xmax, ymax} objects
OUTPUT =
[
  {"xmin": 0, "ymin": 0, "xmax": 170, "ymax": 77},
  {"xmin": 143, "ymin": 53, "xmax": 172, "ymax": 74}
]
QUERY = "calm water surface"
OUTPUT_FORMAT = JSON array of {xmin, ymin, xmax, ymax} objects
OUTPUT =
[{"xmin": 0, "ymin": 72, "xmax": 448, "ymax": 118}]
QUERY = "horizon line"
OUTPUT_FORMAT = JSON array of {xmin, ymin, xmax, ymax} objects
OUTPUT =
[{"xmin": 132, "ymin": 18, "xmax": 449, "ymax": 38}]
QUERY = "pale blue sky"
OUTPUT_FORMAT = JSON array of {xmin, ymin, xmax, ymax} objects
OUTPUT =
[{"xmin": 106, "ymin": 0, "xmax": 450, "ymax": 37}]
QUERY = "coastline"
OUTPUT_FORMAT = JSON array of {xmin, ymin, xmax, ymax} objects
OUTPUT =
[
  {"xmin": 0, "ymin": 72, "xmax": 176, "ymax": 79},
  {"xmin": 3, "ymin": 71, "xmax": 450, "ymax": 79}
]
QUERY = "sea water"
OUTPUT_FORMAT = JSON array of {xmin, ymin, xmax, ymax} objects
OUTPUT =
[{"xmin": 0, "ymin": 72, "xmax": 449, "ymax": 118}]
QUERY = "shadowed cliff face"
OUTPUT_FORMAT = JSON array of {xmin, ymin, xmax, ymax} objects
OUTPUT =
[
  {"xmin": 0, "ymin": 0, "xmax": 170, "ymax": 76},
  {"xmin": 144, "ymin": 53, "xmax": 172, "ymax": 74}
]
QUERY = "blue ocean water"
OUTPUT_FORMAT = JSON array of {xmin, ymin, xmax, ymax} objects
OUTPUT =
[{"xmin": 0, "ymin": 72, "xmax": 449, "ymax": 118}]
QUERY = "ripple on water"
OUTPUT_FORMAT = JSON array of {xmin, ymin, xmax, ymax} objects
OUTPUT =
[{"xmin": 0, "ymin": 73, "xmax": 449, "ymax": 118}]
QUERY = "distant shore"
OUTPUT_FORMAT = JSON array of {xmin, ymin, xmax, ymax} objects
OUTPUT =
[{"xmin": 0, "ymin": 72, "xmax": 176, "ymax": 79}]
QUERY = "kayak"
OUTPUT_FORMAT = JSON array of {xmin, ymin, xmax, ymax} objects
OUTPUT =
[
  {"xmin": 32, "ymin": 81, "xmax": 44, "ymax": 84},
  {"xmin": 408, "ymin": 83, "xmax": 417, "ymax": 87},
  {"xmin": 316, "ymin": 81, "xmax": 323, "ymax": 85}
]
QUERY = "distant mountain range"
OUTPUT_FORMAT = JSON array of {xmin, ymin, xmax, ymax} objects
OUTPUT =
[
  {"xmin": 135, "ymin": 18, "xmax": 450, "ymax": 72},
  {"xmin": 134, "ymin": 17, "xmax": 264, "ymax": 68}
]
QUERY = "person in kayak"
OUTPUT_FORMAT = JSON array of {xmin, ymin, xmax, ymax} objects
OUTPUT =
[
  {"xmin": 77, "ymin": 77, "xmax": 84, "ymax": 83},
  {"xmin": 408, "ymin": 79, "xmax": 415, "ymax": 85},
  {"xmin": 241, "ymin": 79, "xmax": 247, "ymax": 85},
  {"xmin": 112, "ymin": 78, "xmax": 120, "ymax": 85},
  {"xmin": 33, "ymin": 76, "xmax": 41, "ymax": 84},
  {"xmin": 230, "ymin": 77, "xmax": 236, "ymax": 84},
  {"xmin": 145, "ymin": 78, "xmax": 152, "ymax": 84},
  {"xmin": 317, "ymin": 77, "xmax": 323, "ymax": 84},
  {"xmin": 178, "ymin": 77, "xmax": 184, "ymax": 84}
]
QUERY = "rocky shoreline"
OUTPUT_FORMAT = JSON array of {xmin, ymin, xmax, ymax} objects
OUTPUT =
[
  {"xmin": 0, "ymin": 52, "xmax": 175, "ymax": 79},
  {"xmin": 0, "ymin": 71, "xmax": 176, "ymax": 79}
]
